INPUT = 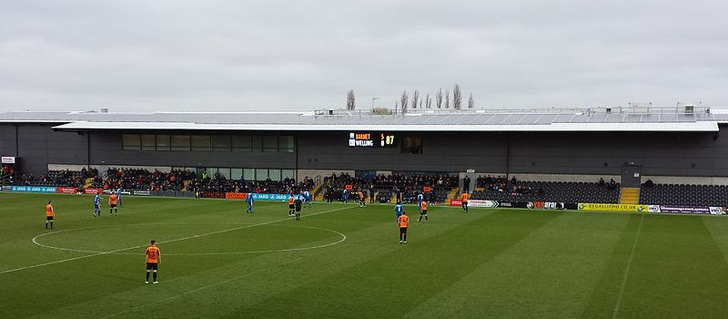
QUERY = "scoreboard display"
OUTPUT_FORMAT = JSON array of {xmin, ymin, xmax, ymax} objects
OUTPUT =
[{"xmin": 348, "ymin": 132, "xmax": 397, "ymax": 148}]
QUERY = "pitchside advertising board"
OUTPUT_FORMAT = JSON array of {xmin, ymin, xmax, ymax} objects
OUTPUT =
[
  {"xmin": 5, "ymin": 186, "xmax": 56, "ymax": 193},
  {"xmin": 3, "ymin": 186, "xmax": 104, "ymax": 194},
  {"xmin": 449, "ymin": 199, "xmax": 575, "ymax": 210},
  {"xmin": 578, "ymin": 203, "xmax": 726, "ymax": 215},
  {"xmin": 578, "ymin": 203, "xmax": 649, "ymax": 213},
  {"xmin": 224, "ymin": 193, "xmax": 289, "ymax": 201},
  {"xmin": 647, "ymin": 205, "xmax": 725, "ymax": 215},
  {"xmin": 1, "ymin": 185, "xmax": 293, "ymax": 201},
  {"xmin": 53, "ymin": 187, "xmax": 102, "ymax": 195}
]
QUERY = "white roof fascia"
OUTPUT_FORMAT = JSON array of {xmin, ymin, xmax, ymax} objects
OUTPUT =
[{"xmin": 51, "ymin": 121, "xmax": 719, "ymax": 132}]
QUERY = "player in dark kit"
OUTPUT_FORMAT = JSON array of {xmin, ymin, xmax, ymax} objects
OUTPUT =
[{"xmin": 294, "ymin": 195, "xmax": 303, "ymax": 221}]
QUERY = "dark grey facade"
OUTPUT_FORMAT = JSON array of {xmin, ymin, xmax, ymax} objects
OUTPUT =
[{"xmin": 1, "ymin": 123, "xmax": 726, "ymax": 177}]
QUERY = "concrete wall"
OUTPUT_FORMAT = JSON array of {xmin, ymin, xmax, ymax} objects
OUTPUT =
[
  {"xmin": 0, "ymin": 124, "xmax": 17, "ymax": 158},
  {"xmin": 296, "ymin": 131, "xmax": 508, "ymax": 172},
  {"xmin": 1, "ymin": 123, "xmax": 87, "ymax": 174}
]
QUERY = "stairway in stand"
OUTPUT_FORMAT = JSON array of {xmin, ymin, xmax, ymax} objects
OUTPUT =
[
  {"xmin": 312, "ymin": 183, "xmax": 324, "ymax": 201},
  {"xmin": 448, "ymin": 188, "xmax": 460, "ymax": 202},
  {"xmin": 620, "ymin": 188, "xmax": 640, "ymax": 204}
]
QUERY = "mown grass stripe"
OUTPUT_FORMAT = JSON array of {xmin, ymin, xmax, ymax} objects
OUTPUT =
[{"xmin": 238, "ymin": 210, "xmax": 560, "ymax": 318}]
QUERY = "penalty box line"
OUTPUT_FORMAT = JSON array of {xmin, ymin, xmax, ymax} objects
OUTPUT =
[{"xmin": 1, "ymin": 206, "xmax": 355, "ymax": 275}]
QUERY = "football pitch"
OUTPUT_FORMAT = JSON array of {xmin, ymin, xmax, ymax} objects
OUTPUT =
[{"xmin": 3, "ymin": 193, "xmax": 728, "ymax": 318}]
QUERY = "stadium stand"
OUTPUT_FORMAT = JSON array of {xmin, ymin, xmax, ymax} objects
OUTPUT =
[
  {"xmin": 639, "ymin": 183, "xmax": 728, "ymax": 207},
  {"xmin": 17, "ymin": 168, "xmax": 97, "ymax": 188},
  {"xmin": 20, "ymin": 168, "xmax": 728, "ymax": 207},
  {"xmin": 472, "ymin": 177, "xmax": 621, "ymax": 204},
  {"xmin": 321, "ymin": 173, "xmax": 458, "ymax": 204},
  {"xmin": 14, "ymin": 167, "xmax": 315, "ymax": 196}
]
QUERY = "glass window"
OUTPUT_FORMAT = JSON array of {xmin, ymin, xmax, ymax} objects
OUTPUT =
[
  {"xmin": 122, "ymin": 134, "xmax": 141, "ymax": 150},
  {"xmin": 214, "ymin": 168, "xmax": 230, "ymax": 179},
  {"xmin": 255, "ymin": 168, "xmax": 269, "ymax": 181},
  {"xmin": 263, "ymin": 136, "xmax": 278, "ymax": 152},
  {"xmin": 230, "ymin": 168, "xmax": 243, "ymax": 180},
  {"xmin": 279, "ymin": 136, "xmax": 295, "ymax": 153},
  {"xmin": 141, "ymin": 135, "xmax": 156, "ymax": 151},
  {"xmin": 281, "ymin": 169, "xmax": 295, "ymax": 181},
  {"xmin": 269, "ymin": 169, "xmax": 281, "ymax": 181},
  {"xmin": 243, "ymin": 168, "xmax": 255, "ymax": 181},
  {"xmin": 401, "ymin": 136, "xmax": 423, "ymax": 154},
  {"xmin": 251, "ymin": 136, "xmax": 263, "ymax": 152},
  {"xmin": 171, "ymin": 135, "xmax": 190, "ymax": 151},
  {"xmin": 156, "ymin": 135, "xmax": 170, "ymax": 151},
  {"xmin": 191, "ymin": 135, "xmax": 211, "ymax": 152},
  {"xmin": 212, "ymin": 135, "xmax": 231, "ymax": 152},
  {"xmin": 232, "ymin": 135, "xmax": 251, "ymax": 152}
]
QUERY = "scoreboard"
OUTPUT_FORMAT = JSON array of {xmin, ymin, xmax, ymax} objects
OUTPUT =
[{"xmin": 348, "ymin": 132, "xmax": 397, "ymax": 148}]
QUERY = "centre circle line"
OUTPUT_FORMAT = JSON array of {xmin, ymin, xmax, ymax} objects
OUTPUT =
[
  {"xmin": 33, "ymin": 223, "xmax": 347, "ymax": 255},
  {"xmin": 4, "ymin": 206, "xmax": 354, "ymax": 276}
]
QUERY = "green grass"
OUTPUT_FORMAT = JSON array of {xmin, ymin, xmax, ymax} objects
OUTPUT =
[{"xmin": 2, "ymin": 193, "xmax": 728, "ymax": 318}]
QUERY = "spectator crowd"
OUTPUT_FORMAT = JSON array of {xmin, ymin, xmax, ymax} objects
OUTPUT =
[{"xmin": 13, "ymin": 167, "xmax": 315, "ymax": 196}]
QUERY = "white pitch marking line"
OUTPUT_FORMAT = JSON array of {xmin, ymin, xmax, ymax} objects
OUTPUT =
[
  {"xmin": 612, "ymin": 213, "xmax": 645, "ymax": 319},
  {"xmin": 1, "ymin": 206, "xmax": 353, "ymax": 275},
  {"xmin": 34, "ymin": 224, "xmax": 347, "ymax": 256},
  {"xmin": 101, "ymin": 257, "xmax": 303, "ymax": 319}
]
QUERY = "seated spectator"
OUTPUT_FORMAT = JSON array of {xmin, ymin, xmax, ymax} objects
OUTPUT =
[
  {"xmin": 608, "ymin": 179, "xmax": 617, "ymax": 190},
  {"xmin": 644, "ymin": 179, "xmax": 654, "ymax": 188}
]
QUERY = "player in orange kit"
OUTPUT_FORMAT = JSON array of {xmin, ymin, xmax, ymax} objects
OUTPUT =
[
  {"xmin": 45, "ymin": 200, "xmax": 55, "ymax": 229},
  {"xmin": 398, "ymin": 211, "xmax": 409, "ymax": 244},
  {"xmin": 109, "ymin": 193, "xmax": 119, "ymax": 215},
  {"xmin": 460, "ymin": 192, "xmax": 470, "ymax": 212},
  {"xmin": 145, "ymin": 240, "xmax": 161, "ymax": 284}
]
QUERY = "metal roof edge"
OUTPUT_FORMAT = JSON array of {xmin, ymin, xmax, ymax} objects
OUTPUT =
[{"xmin": 51, "ymin": 121, "xmax": 719, "ymax": 132}]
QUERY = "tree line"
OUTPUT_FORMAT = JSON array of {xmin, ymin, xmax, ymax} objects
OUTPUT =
[{"xmin": 346, "ymin": 84, "xmax": 475, "ymax": 111}]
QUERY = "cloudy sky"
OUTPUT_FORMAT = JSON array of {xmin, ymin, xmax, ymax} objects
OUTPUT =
[{"xmin": 1, "ymin": 0, "xmax": 726, "ymax": 112}]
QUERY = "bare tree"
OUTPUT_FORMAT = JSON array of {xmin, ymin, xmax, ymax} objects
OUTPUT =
[
  {"xmin": 453, "ymin": 84, "xmax": 462, "ymax": 110},
  {"xmin": 400, "ymin": 90, "xmax": 409, "ymax": 113},
  {"xmin": 346, "ymin": 89, "xmax": 356, "ymax": 110},
  {"xmin": 435, "ymin": 89, "xmax": 443, "ymax": 109},
  {"xmin": 445, "ymin": 90, "xmax": 450, "ymax": 109},
  {"xmin": 411, "ymin": 90, "xmax": 420, "ymax": 110},
  {"xmin": 425, "ymin": 94, "xmax": 432, "ymax": 109},
  {"xmin": 468, "ymin": 93, "xmax": 475, "ymax": 109}
]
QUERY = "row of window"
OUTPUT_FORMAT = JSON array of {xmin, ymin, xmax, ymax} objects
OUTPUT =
[
  {"xmin": 122, "ymin": 134, "xmax": 295, "ymax": 153},
  {"xmin": 192, "ymin": 167, "xmax": 295, "ymax": 182},
  {"xmin": 122, "ymin": 134, "xmax": 423, "ymax": 154}
]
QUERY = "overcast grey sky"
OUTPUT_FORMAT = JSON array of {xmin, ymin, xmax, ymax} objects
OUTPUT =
[{"xmin": 1, "ymin": 0, "xmax": 726, "ymax": 112}]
